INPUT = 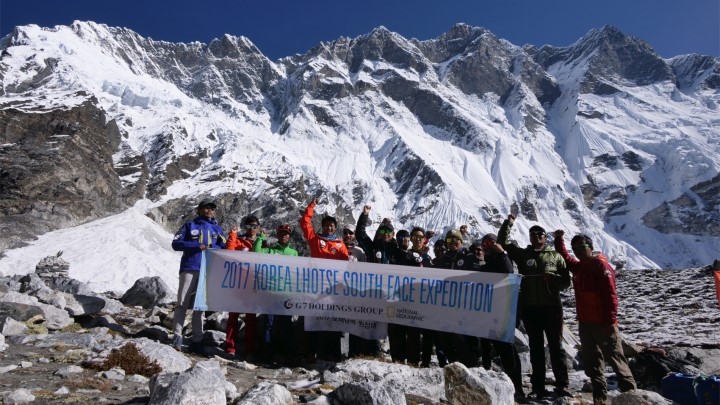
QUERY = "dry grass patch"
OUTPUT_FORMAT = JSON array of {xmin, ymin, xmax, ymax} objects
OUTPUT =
[
  {"xmin": 66, "ymin": 377, "xmax": 113, "ymax": 392},
  {"xmin": 89, "ymin": 342, "xmax": 162, "ymax": 377}
]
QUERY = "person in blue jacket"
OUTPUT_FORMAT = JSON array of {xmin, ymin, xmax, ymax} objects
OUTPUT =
[{"xmin": 170, "ymin": 199, "xmax": 227, "ymax": 354}]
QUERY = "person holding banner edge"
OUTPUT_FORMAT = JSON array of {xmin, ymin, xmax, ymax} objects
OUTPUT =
[
  {"xmin": 252, "ymin": 224, "xmax": 300, "ymax": 364},
  {"xmin": 343, "ymin": 222, "xmax": 381, "ymax": 358},
  {"xmin": 475, "ymin": 233, "xmax": 526, "ymax": 399},
  {"xmin": 498, "ymin": 214, "xmax": 571, "ymax": 399},
  {"xmin": 300, "ymin": 197, "xmax": 349, "ymax": 361},
  {"xmin": 170, "ymin": 199, "xmax": 227, "ymax": 354},
  {"xmin": 224, "ymin": 215, "xmax": 262, "ymax": 359},
  {"xmin": 432, "ymin": 228, "xmax": 479, "ymax": 367}
]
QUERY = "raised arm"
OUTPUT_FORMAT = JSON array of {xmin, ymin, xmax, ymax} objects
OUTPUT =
[
  {"xmin": 553, "ymin": 229, "xmax": 580, "ymax": 273},
  {"xmin": 355, "ymin": 205, "xmax": 374, "ymax": 252},
  {"xmin": 299, "ymin": 198, "xmax": 317, "ymax": 242},
  {"xmin": 497, "ymin": 214, "xmax": 522, "ymax": 258}
]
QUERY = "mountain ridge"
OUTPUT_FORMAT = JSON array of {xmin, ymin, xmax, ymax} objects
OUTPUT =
[{"xmin": 1, "ymin": 21, "xmax": 719, "ymax": 273}]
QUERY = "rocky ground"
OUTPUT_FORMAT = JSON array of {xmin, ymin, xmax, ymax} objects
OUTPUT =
[{"xmin": 1, "ymin": 260, "xmax": 719, "ymax": 404}]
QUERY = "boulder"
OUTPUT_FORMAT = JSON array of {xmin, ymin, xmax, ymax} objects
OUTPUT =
[
  {"xmin": 2, "ymin": 388, "xmax": 35, "ymax": 404},
  {"xmin": 43, "ymin": 275, "xmax": 93, "ymax": 295},
  {"xmin": 96, "ymin": 296, "xmax": 125, "ymax": 314},
  {"xmin": 0, "ymin": 333, "xmax": 7, "ymax": 352},
  {"xmin": 611, "ymin": 389, "xmax": 672, "ymax": 404},
  {"xmin": 34, "ymin": 287, "xmax": 68, "ymax": 308},
  {"xmin": 328, "ymin": 381, "xmax": 406, "ymax": 405},
  {"xmin": 0, "ymin": 302, "xmax": 43, "ymax": 322},
  {"xmin": 34, "ymin": 333, "xmax": 99, "ymax": 349},
  {"xmin": 82, "ymin": 315, "xmax": 128, "ymax": 334},
  {"xmin": 235, "ymin": 381, "xmax": 294, "ymax": 404},
  {"xmin": 18, "ymin": 273, "xmax": 48, "ymax": 294},
  {"xmin": 444, "ymin": 362, "xmax": 514, "ymax": 405},
  {"xmin": 54, "ymin": 365, "xmax": 84, "ymax": 378},
  {"xmin": 134, "ymin": 325, "xmax": 171, "ymax": 343},
  {"xmin": 0, "ymin": 278, "xmax": 22, "ymax": 292},
  {"xmin": 126, "ymin": 338, "xmax": 192, "ymax": 373},
  {"xmin": 0, "ymin": 317, "xmax": 30, "ymax": 336},
  {"xmin": 121, "ymin": 276, "xmax": 173, "ymax": 309},
  {"xmin": 0, "ymin": 290, "xmax": 73, "ymax": 330},
  {"xmin": 322, "ymin": 359, "xmax": 445, "ymax": 403},
  {"xmin": 62, "ymin": 293, "xmax": 106, "ymax": 316},
  {"xmin": 148, "ymin": 360, "xmax": 226, "ymax": 405}
]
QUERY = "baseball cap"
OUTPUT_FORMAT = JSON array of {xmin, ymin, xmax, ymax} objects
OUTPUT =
[
  {"xmin": 445, "ymin": 229, "xmax": 463, "ymax": 242},
  {"xmin": 277, "ymin": 224, "xmax": 292, "ymax": 235},
  {"xmin": 197, "ymin": 199, "xmax": 217, "ymax": 209}
]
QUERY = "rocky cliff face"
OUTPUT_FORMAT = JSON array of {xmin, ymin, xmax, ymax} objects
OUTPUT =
[
  {"xmin": 0, "ymin": 96, "xmax": 144, "ymax": 253},
  {"xmin": 0, "ymin": 21, "xmax": 718, "ymax": 268}
]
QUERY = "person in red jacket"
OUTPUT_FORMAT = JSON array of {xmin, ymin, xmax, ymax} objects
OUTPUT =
[
  {"xmin": 299, "ymin": 198, "xmax": 349, "ymax": 361},
  {"xmin": 224, "ymin": 215, "xmax": 261, "ymax": 358},
  {"xmin": 554, "ymin": 230, "xmax": 637, "ymax": 405}
]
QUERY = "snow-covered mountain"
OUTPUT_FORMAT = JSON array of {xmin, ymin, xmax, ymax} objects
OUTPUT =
[{"xmin": 1, "ymin": 21, "xmax": 719, "ymax": 287}]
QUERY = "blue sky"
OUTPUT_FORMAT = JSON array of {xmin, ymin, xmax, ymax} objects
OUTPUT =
[{"xmin": 1, "ymin": 0, "xmax": 718, "ymax": 60}]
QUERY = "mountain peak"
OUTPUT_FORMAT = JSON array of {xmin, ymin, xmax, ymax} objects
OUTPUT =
[{"xmin": 0, "ymin": 21, "xmax": 719, "ymax": 271}]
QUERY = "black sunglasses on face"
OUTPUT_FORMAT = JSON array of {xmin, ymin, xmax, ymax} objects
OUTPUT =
[
  {"xmin": 343, "ymin": 230, "xmax": 354, "ymax": 235},
  {"xmin": 529, "ymin": 231, "xmax": 545, "ymax": 237},
  {"xmin": 245, "ymin": 224, "xmax": 259, "ymax": 229}
]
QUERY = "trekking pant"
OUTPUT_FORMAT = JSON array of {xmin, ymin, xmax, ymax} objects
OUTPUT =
[
  {"xmin": 225, "ymin": 312, "xmax": 260, "ymax": 355},
  {"xmin": 173, "ymin": 270, "xmax": 204, "ymax": 343},
  {"xmin": 447, "ymin": 333, "xmax": 480, "ymax": 367},
  {"xmin": 349, "ymin": 335, "xmax": 381, "ymax": 358},
  {"xmin": 388, "ymin": 324, "xmax": 421, "ymax": 364},
  {"xmin": 522, "ymin": 305, "xmax": 569, "ymax": 392},
  {"xmin": 579, "ymin": 323, "xmax": 637, "ymax": 404},
  {"xmin": 421, "ymin": 329, "xmax": 448, "ymax": 367},
  {"xmin": 481, "ymin": 338, "xmax": 524, "ymax": 394}
]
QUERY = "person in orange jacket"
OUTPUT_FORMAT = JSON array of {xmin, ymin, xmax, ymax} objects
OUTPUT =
[
  {"xmin": 299, "ymin": 197, "xmax": 349, "ymax": 260},
  {"xmin": 224, "ymin": 215, "xmax": 261, "ymax": 358},
  {"xmin": 299, "ymin": 198, "xmax": 349, "ymax": 361}
]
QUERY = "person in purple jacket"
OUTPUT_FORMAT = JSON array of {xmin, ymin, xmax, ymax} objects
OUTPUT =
[{"xmin": 170, "ymin": 199, "xmax": 226, "ymax": 354}]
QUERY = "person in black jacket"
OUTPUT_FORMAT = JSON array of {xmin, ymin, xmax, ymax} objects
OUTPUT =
[
  {"xmin": 356, "ymin": 205, "xmax": 400, "ymax": 265},
  {"xmin": 356, "ymin": 205, "xmax": 427, "ymax": 362},
  {"xmin": 432, "ymin": 229, "xmax": 479, "ymax": 366},
  {"xmin": 476, "ymin": 233, "xmax": 525, "ymax": 399}
]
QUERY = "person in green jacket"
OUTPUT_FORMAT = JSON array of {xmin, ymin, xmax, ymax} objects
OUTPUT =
[
  {"xmin": 252, "ymin": 224, "xmax": 298, "ymax": 364},
  {"xmin": 498, "ymin": 214, "xmax": 572, "ymax": 399}
]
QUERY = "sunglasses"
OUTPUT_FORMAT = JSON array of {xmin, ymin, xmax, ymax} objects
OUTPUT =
[
  {"xmin": 245, "ymin": 223, "xmax": 259, "ymax": 229},
  {"xmin": 378, "ymin": 229, "xmax": 393, "ymax": 235},
  {"xmin": 411, "ymin": 234, "xmax": 424, "ymax": 239},
  {"xmin": 529, "ymin": 231, "xmax": 546, "ymax": 237},
  {"xmin": 343, "ymin": 229, "xmax": 354, "ymax": 235},
  {"xmin": 481, "ymin": 240, "xmax": 495, "ymax": 247},
  {"xmin": 472, "ymin": 247, "xmax": 483, "ymax": 252},
  {"xmin": 572, "ymin": 244, "xmax": 591, "ymax": 250},
  {"xmin": 445, "ymin": 237, "xmax": 462, "ymax": 243}
]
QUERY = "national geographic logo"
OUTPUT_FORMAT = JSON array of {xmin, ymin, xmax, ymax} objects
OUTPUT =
[{"xmin": 386, "ymin": 307, "xmax": 425, "ymax": 322}]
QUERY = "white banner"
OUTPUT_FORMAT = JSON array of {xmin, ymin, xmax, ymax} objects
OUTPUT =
[
  {"xmin": 195, "ymin": 249, "xmax": 521, "ymax": 342},
  {"xmin": 304, "ymin": 317, "xmax": 388, "ymax": 340}
]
